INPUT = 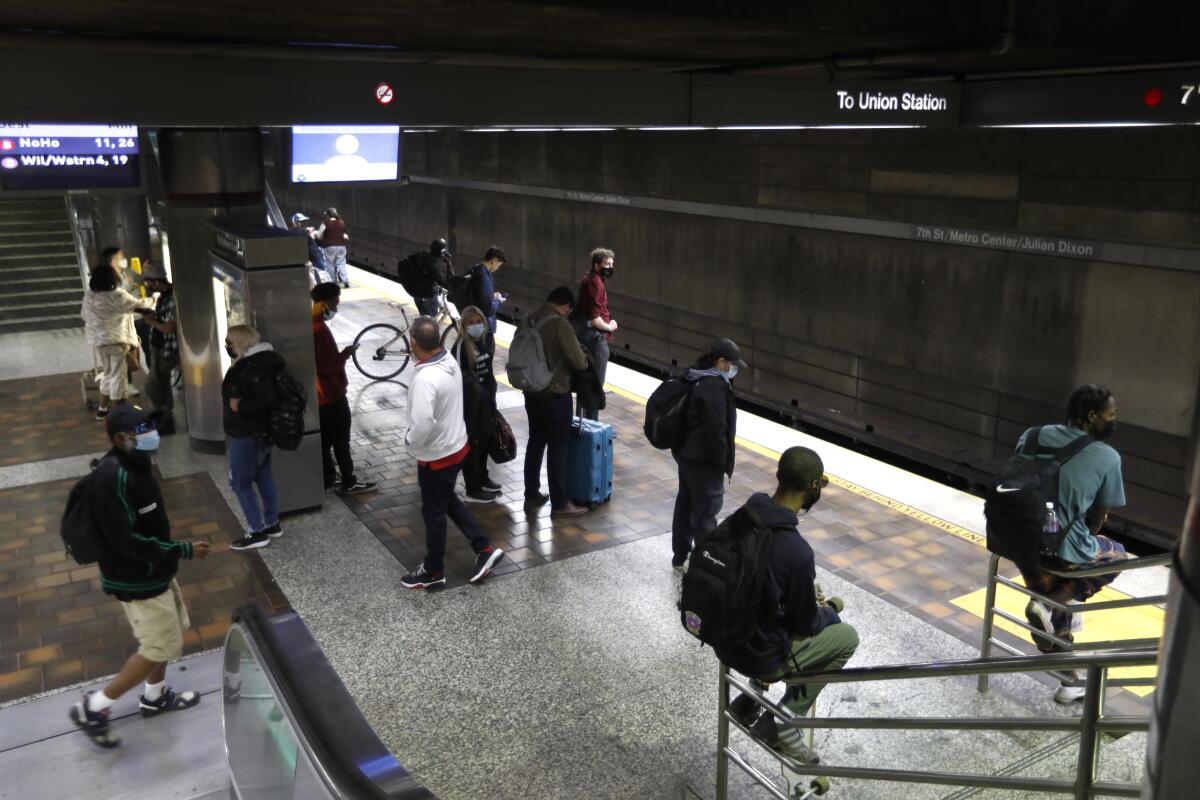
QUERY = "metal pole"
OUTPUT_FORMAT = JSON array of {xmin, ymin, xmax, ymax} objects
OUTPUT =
[
  {"xmin": 1074, "ymin": 664, "xmax": 1104, "ymax": 800},
  {"xmin": 716, "ymin": 663, "xmax": 730, "ymax": 800},
  {"xmin": 978, "ymin": 554, "xmax": 1000, "ymax": 693}
]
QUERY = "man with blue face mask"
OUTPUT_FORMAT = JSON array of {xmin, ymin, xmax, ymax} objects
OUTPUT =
[
  {"xmin": 669, "ymin": 338, "xmax": 747, "ymax": 567},
  {"xmin": 69, "ymin": 404, "xmax": 212, "ymax": 748}
]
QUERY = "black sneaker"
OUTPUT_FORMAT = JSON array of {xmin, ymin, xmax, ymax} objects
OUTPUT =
[
  {"xmin": 1025, "ymin": 599, "xmax": 1057, "ymax": 652},
  {"xmin": 230, "ymin": 531, "xmax": 270, "ymax": 551},
  {"xmin": 94, "ymin": 408, "xmax": 109, "ymax": 421},
  {"xmin": 158, "ymin": 418, "xmax": 177, "ymax": 436},
  {"xmin": 70, "ymin": 692, "xmax": 119, "ymax": 748},
  {"xmin": 262, "ymin": 522, "xmax": 283, "ymax": 539},
  {"xmin": 728, "ymin": 692, "xmax": 761, "ymax": 726},
  {"xmin": 480, "ymin": 477, "xmax": 502, "ymax": 492},
  {"xmin": 401, "ymin": 566, "xmax": 446, "ymax": 589},
  {"xmin": 671, "ymin": 553, "xmax": 689, "ymax": 568},
  {"xmin": 465, "ymin": 488, "xmax": 501, "ymax": 503},
  {"xmin": 469, "ymin": 548, "xmax": 505, "ymax": 583},
  {"xmin": 341, "ymin": 480, "xmax": 378, "ymax": 496},
  {"xmin": 342, "ymin": 282, "xmax": 351, "ymax": 289},
  {"xmin": 524, "ymin": 492, "xmax": 549, "ymax": 508},
  {"xmin": 139, "ymin": 686, "xmax": 201, "ymax": 717}
]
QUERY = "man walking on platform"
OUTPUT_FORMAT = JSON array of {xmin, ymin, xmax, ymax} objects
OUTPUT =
[
  {"xmin": 574, "ymin": 247, "xmax": 618, "ymax": 420},
  {"xmin": 311, "ymin": 282, "xmax": 376, "ymax": 496},
  {"xmin": 316, "ymin": 207, "xmax": 350, "ymax": 288},
  {"xmin": 69, "ymin": 405, "xmax": 211, "ymax": 748},
  {"xmin": 400, "ymin": 317, "xmax": 504, "ymax": 589}
]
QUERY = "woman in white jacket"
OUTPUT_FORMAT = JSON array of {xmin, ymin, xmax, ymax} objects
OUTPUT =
[{"xmin": 81, "ymin": 265, "xmax": 154, "ymax": 419}]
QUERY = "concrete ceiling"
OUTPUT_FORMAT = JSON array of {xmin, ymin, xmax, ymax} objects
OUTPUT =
[{"xmin": 2, "ymin": 0, "xmax": 1198, "ymax": 78}]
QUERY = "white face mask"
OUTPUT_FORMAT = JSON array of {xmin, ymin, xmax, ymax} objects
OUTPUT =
[
  {"xmin": 724, "ymin": 364, "xmax": 739, "ymax": 381},
  {"xmin": 323, "ymin": 308, "xmax": 337, "ymax": 321},
  {"xmin": 117, "ymin": 258, "xmax": 129, "ymax": 270}
]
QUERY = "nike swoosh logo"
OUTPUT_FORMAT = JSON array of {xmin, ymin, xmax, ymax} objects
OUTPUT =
[{"xmin": 995, "ymin": 485, "xmax": 1021, "ymax": 493}]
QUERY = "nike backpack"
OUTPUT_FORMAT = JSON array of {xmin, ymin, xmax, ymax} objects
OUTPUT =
[
  {"xmin": 268, "ymin": 370, "xmax": 308, "ymax": 451},
  {"xmin": 678, "ymin": 506, "xmax": 776, "ymax": 648},
  {"xmin": 505, "ymin": 314, "xmax": 556, "ymax": 393},
  {"xmin": 984, "ymin": 426, "xmax": 1095, "ymax": 564},
  {"xmin": 643, "ymin": 377, "xmax": 693, "ymax": 450}
]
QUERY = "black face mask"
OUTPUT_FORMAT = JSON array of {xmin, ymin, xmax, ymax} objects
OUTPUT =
[
  {"xmin": 1092, "ymin": 419, "xmax": 1117, "ymax": 440},
  {"xmin": 801, "ymin": 485, "xmax": 822, "ymax": 513},
  {"xmin": 600, "ymin": 267, "xmax": 614, "ymax": 279},
  {"xmin": 226, "ymin": 345, "xmax": 238, "ymax": 360}
]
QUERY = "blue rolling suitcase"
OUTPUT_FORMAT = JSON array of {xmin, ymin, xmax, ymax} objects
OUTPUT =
[{"xmin": 566, "ymin": 417, "xmax": 615, "ymax": 505}]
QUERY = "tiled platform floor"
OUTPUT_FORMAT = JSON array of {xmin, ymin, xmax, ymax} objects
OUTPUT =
[
  {"xmin": 331, "ymin": 296, "xmax": 1152, "ymax": 714},
  {"xmin": 0, "ymin": 372, "xmax": 111, "ymax": 466},
  {"xmin": 0, "ymin": 471, "xmax": 289, "ymax": 704}
]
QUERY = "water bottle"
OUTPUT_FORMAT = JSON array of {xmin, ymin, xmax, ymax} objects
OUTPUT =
[{"xmin": 1043, "ymin": 502, "xmax": 1060, "ymax": 535}]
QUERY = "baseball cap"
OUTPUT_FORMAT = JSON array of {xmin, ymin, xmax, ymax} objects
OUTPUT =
[
  {"xmin": 106, "ymin": 404, "xmax": 160, "ymax": 438},
  {"xmin": 291, "ymin": 212, "xmax": 309, "ymax": 224},
  {"xmin": 710, "ymin": 338, "xmax": 748, "ymax": 369}
]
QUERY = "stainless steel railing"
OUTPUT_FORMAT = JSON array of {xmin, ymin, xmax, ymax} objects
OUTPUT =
[
  {"xmin": 717, "ymin": 648, "xmax": 1157, "ymax": 800},
  {"xmin": 977, "ymin": 552, "xmax": 1169, "ymax": 692}
]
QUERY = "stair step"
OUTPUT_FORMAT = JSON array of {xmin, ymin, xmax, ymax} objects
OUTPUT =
[
  {"xmin": 0, "ymin": 301, "xmax": 85, "ymax": 321},
  {"xmin": 0, "ymin": 237, "xmax": 75, "ymax": 248},
  {"xmin": 11, "ymin": 275, "xmax": 84, "ymax": 288},
  {"xmin": 7, "ymin": 264, "xmax": 81, "ymax": 275},
  {"xmin": 2, "ymin": 288, "xmax": 83, "ymax": 307},
  {"xmin": 0, "ymin": 241, "xmax": 75, "ymax": 253},
  {"xmin": 0, "ymin": 250, "xmax": 75, "ymax": 260},
  {"xmin": 0, "ymin": 315, "xmax": 85, "ymax": 334}
]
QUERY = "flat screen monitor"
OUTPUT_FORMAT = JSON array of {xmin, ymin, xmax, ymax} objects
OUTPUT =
[
  {"xmin": 0, "ymin": 124, "xmax": 140, "ymax": 190},
  {"xmin": 290, "ymin": 125, "xmax": 400, "ymax": 184}
]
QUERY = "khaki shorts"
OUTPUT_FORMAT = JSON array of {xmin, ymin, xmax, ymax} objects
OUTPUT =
[
  {"xmin": 95, "ymin": 343, "xmax": 129, "ymax": 400},
  {"xmin": 120, "ymin": 579, "xmax": 191, "ymax": 663}
]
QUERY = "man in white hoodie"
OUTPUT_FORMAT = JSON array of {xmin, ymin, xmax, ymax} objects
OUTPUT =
[{"xmin": 400, "ymin": 316, "xmax": 505, "ymax": 589}]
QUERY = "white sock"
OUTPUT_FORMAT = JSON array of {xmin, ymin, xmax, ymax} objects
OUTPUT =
[
  {"xmin": 88, "ymin": 690, "xmax": 116, "ymax": 713},
  {"xmin": 143, "ymin": 680, "xmax": 165, "ymax": 702}
]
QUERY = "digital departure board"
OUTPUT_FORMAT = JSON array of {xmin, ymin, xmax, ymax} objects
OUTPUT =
[
  {"xmin": 290, "ymin": 125, "xmax": 400, "ymax": 183},
  {"xmin": 0, "ymin": 124, "xmax": 140, "ymax": 191}
]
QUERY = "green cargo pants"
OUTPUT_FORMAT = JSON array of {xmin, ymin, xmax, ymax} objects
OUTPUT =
[{"xmin": 759, "ymin": 622, "xmax": 859, "ymax": 717}]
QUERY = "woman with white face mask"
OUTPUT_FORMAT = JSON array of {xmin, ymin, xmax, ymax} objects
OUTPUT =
[
  {"xmin": 452, "ymin": 307, "xmax": 502, "ymax": 502},
  {"xmin": 81, "ymin": 264, "xmax": 156, "ymax": 420}
]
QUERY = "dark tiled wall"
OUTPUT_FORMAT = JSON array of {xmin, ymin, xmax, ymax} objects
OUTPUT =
[{"xmin": 275, "ymin": 127, "xmax": 1200, "ymax": 543}]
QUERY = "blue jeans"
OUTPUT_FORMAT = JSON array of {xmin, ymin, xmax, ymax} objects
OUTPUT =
[
  {"xmin": 322, "ymin": 245, "xmax": 348, "ymax": 283},
  {"xmin": 228, "ymin": 436, "xmax": 279, "ymax": 533},
  {"xmin": 418, "ymin": 459, "xmax": 491, "ymax": 574}
]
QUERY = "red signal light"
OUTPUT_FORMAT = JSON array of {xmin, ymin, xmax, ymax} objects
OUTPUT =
[
  {"xmin": 1144, "ymin": 87, "xmax": 1164, "ymax": 107},
  {"xmin": 0, "ymin": 140, "xmax": 13, "ymax": 151}
]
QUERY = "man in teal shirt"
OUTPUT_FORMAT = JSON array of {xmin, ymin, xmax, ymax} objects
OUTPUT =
[{"xmin": 1016, "ymin": 383, "xmax": 1128, "ymax": 703}]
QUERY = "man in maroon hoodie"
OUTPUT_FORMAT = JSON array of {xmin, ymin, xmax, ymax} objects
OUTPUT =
[{"xmin": 311, "ymin": 283, "xmax": 376, "ymax": 495}]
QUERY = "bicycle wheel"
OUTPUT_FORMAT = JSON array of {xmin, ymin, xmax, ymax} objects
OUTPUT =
[
  {"xmin": 439, "ymin": 319, "xmax": 460, "ymax": 353},
  {"xmin": 353, "ymin": 323, "xmax": 412, "ymax": 380}
]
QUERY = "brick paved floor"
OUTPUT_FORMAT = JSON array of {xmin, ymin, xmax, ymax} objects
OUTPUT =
[
  {"xmin": 0, "ymin": 471, "xmax": 289, "ymax": 704},
  {"xmin": 0, "ymin": 372, "xmax": 112, "ymax": 466}
]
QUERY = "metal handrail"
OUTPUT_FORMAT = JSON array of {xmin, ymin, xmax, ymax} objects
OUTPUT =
[
  {"xmin": 978, "ymin": 552, "xmax": 1168, "ymax": 692},
  {"xmin": 716, "ymin": 648, "xmax": 1156, "ymax": 800}
]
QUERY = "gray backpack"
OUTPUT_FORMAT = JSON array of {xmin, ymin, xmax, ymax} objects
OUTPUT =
[{"xmin": 506, "ymin": 313, "xmax": 556, "ymax": 392}]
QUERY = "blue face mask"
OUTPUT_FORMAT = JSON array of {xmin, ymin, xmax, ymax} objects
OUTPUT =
[
  {"xmin": 134, "ymin": 430, "xmax": 161, "ymax": 453},
  {"xmin": 323, "ymin": 309, "xmax": 337, "ymax": 321},
  {"xmin": 724, "ymin": 365, "xmax": 739, "ymax": 381},
  {"xmin": 466, "ymin": 323, "xmax": 486, "ymax": 339}
]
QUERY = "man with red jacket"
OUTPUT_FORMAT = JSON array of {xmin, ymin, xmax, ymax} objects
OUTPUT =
[{"xmin": 312, "ymin": 283, "xmax": 376, "ymax": 495}]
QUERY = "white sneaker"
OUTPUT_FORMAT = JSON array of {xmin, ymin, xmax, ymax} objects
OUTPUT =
[
  {"xmin": 1025, "ymin": 598, "xmax": 1056, "ymax": 650},
  {"xmin": 1054, "ymin": 669, "xmax": 1087, "ymax": 704},
  {"xmin": 127, "ymin": 383, "xmax": 140, "ymax": 397}
]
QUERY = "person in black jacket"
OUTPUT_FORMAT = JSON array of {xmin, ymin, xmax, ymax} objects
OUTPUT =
[
  {"xmin": 222, "ymin": 324, "xmax": 285, "ymax": 551},
  {"xmin": 670, "ymin": 337, "xmax": 745, "ymax": 567},
  {"xmin": 69, "ymin": 404, "xmax": 212, "ymax": 749},
  {"xmin": 412, "ymin": 238, "xmax": 453, "ymax": 317},
  {"xmin": 714, "ymin": 446, "xmax": 858, "ymax": 764},
  {"xmin": 452, "ymin": 306, "xmax": 502, "ymax": 502}
]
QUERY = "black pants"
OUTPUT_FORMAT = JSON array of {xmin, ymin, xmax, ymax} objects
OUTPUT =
[
  {"xmin": 419, "ymin": 460, "xmax": 490, "ymax": 574},
  {"xmin": 577, "ymin": 336, "xmax": 609, "ymax": 420},
  {"xmin": 524, "ymin": 391, "xmax": 573, "ymax": 508},
  {"xmin": 672, "ymin": 454, "xmax": 726, "ymax": 561},
  {"xmin": 463, "ymin": 386, "xmax": 497, "ymax": 492},
  {"xmin": 319, "ymin": 397, "xmax": 356, "ymax": 490}
]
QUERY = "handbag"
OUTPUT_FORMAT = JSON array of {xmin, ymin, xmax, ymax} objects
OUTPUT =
[{"xmin": 489, "ymin": 409, "xmax": 518, "ymax": 463}]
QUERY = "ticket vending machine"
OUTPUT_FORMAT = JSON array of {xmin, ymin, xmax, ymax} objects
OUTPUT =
[{"xmin": 210, "ymin": 224, "xmax": 323, "ymax": 514}]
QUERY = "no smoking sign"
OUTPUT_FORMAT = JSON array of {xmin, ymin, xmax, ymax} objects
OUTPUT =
[{"xmin": 375, "ymin": 82, "xmax": 395, "ymax": 105}]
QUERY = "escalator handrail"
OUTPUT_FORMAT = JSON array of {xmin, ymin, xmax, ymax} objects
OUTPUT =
[{"xmin": 229, "ymin": 605, "xmax": 436, "ymax": 800}]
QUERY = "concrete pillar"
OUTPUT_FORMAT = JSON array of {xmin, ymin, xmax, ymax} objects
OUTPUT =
[
  {"xmin": 90, "ymin": 193, "xmax": 151, "ymax": 270},
  {"xmin": 159, "ymin": 128, "xmax": 265, "ymax": 454}
]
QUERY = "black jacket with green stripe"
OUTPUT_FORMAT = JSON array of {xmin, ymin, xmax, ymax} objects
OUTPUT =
[{"xmin": 90, "ymin": 449, "xmax": 194, "ymax": 601}]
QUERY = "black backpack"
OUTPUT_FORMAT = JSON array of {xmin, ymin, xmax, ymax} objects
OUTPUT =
[
  {"xmin": 395, "ymin": 253, "xmax": 422, "ymax": 296},
  {"xmin": 984, "ymin": 426, "xmax": 1095, "ymax": 564},
  {"xmin": 644, "ymin": 377, "xmax": 694, "ymax": 450},
  {"xmin": 678, "ymin": 506, "xmax": 776, "ymax": 648},
  {"xmin": 60, "ymin": 457, "xmax": 113, "ymax": 565},
  {"xmin": 268, "ymin": 370, "xmax": 307, "ymax": 451},
  {"xmin": 447, "ymin": 265, "xmax": 484, "ymax": 312}
]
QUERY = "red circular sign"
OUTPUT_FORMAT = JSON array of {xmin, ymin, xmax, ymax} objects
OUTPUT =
[
  {"xmin": 1144, "ymin": 87, "xmax": 1163, "ymax": 107},
  {"xmin": 375, "ymin": 82, "xmax": 395, "ymax": 105}
]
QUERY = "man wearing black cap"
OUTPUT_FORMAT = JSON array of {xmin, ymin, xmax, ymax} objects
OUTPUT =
[
  {"xmin": 411, "ymin": 238, "xmax": 453, "ymax": 317},
  {"xmin": 69, "ymin": 405, "xmax": 211, "ymax": 749},
  {"xmin": 136, "ymin": 261, "xmax": 179, "ymax": 435},
  {"xmin": 669, "ymin": 338, "xmax": 747, "ymax": 567},
  {"xmin": 311, "ymin": 282, "xmax": 376, "ymax": 496}
]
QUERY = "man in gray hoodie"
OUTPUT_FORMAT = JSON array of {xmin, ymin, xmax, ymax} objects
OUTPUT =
[{"xmin": 670, "ymin": 338, "xmax": 746, "ymax": 567}]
